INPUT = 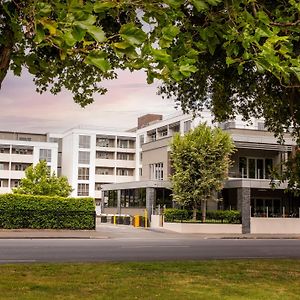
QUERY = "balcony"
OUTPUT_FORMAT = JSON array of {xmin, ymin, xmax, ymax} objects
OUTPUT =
[
  {"xmin": 95, "ymin": 174, "xmax": 115, "ymax": 182},
  {"xmin": 10, "ymin": 170, "xmax": 26, "ymax": 179},
  {"xmin": 10, "ymin": 154, "xmax": 34, "ymax": 163}
]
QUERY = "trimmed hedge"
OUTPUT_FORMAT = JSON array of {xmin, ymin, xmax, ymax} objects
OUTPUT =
[
  {"xmin": 0, "ymin": 194, "xmax": 95, "ymax": 229},
  {"xmin": 164, "ymin": 208, "xmax": 241, "ymax": 224}
]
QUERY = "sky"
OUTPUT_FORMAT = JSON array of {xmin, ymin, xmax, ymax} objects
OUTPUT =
[{"xmin": 0, "ymin": 69, "xmax": 179, "ymax": 133}]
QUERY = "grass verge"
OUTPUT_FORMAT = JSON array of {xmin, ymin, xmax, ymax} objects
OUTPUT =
[{"xmin": 0, "ymin": 259, "xmax": 299, "ymax": 299}]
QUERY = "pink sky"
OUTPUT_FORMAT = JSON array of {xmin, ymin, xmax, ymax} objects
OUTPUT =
[{"xmin": 0, "ymin": 70, "xmax": 178, "ymax": 133}]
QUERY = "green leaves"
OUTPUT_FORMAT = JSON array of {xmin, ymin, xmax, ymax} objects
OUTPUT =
[
  {"xmin": 87, "ymin": 26, "xmax": 106, "ymax": 42},
  {"xmin": 84, "ymin": 51, "xmax": 111, "ymax": 72},
  {"xmin": 190, "ymin": 0, "xmax": 222, "ymax": 12},
  {"xmin": 119, "ymin": 23, "xmax": 147, "ymax": 46},
  {"xmin": 171, "ymin": 123, "xmax": 235, "ymax": 208},
  {"xmin": 94, "ymin": 2, "xmax": 116, "ymax": 13}
]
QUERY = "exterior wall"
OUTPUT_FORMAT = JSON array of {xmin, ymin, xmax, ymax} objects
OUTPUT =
[
  {"xmin": 60, "ymin": 128, "xmax": 137, "ymax": 199},
  {"xmin": 251, "ymin": 218, "xmax": 300, "ymax": 234},
  {"xmin": 0, "ymin": 131, "xmax": 47, "ymax": 142},
  {"xmin": 61, "ymin": 132, "xmax": 78, "ymax": 197},
  {"xmin": 0, "ymin": 139, "xmax": 58, "ymax": 193},
  {"xmin": 141, "ymin": 138, "xmax": 170, "ymax": 181},
  {"xmin": 163, "ymin": 222, "xmax": 242, "ymax": 234}
]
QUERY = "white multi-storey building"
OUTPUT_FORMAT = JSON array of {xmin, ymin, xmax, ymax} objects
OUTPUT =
[
  {"xmin": 0, "ymin": 131, "xmax": 58, "ymax": 194},
  {"xmin": 48, "ymin": 128, "xmax": 137, "ymax": 205}
]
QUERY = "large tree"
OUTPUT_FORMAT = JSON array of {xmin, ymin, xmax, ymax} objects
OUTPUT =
[
  {"xmin": 170, "ymin": 123, "xmax": 235, "ymax": 221},
  {"xmin": 13, "ymin": 160, "xmax": 73, "ymax": 197},
  {"xmin": 1, "ymin": 1, "xmax": 300, "ymax": 186},
  {"xmin": 1, "ymin": 1, "xmax": 299, "ymax": 136}
]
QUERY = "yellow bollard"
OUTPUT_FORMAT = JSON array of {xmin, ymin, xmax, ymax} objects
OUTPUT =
[
  {"xmin": 134, "ymin": 215, "xmax": 140, "ymax": 227},
  {"xmin": 114, "ymin": 215, "xmax": 116, "ymax": 225},
  {"xmin": 144, "ymin": 209, "xmax": 148, "ymax": 228}
]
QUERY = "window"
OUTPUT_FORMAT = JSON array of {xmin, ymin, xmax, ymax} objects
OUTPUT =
[
  {"xmin": 0, "ymin": 147, "xmax": 9, "ymax": 154},
  {"xmin": 117, "ymin": 153, "xmax": 133, "ymax": 160},
  {"xmin": 149, "ymin": 163, "xmax": 164, "ymax": 180},
  {"xmin": 97, "ymin": 138, "xmax": 110, "ymax": 147},
  {"xmin": 79, "ymin": 135, "xmax": 91, "ymax": 148},
  {"xmin": 0, "ymin": 163, "xmax": 8, "ymax": 170},
  {"xmin": 78, "ymin": 151, "xmax": 90, "ymax": 164},
  {"xmin": 117, "ymin": 168, "xmax": 130, "ymax": 176},
  {"xmin": 160, "ymin": 129, "xmax": 168, "ymax": 137},
  {"xmin": 239, "ymin": 157, "xmax": 247, "ymax": 178},
  {"xmin": 139, "ymin": 135, "xmax": 144, "ymax": 147},
  {"xmin": 77, "ymin": 183, "xmax": 89, "ymax": 196},
  {"xmin": 95, "ymin": 183, "xmax": 102, "ymax": 190},
  {"xmin": 13, "ymin": 147, "xmax": 32, "ymax": 155},
  {"xmin": 13, "ymin": 164, "xmax": 28, "ymax": 171},
  {"xmin": 149, "ymin": 132, "xmax": 156, "ymax": 142},
  {"xmin": 18, "ymin": 137, "xmax": 31, "ymax": 141},
  {"xmin": 0, "ymin": 179, "xmax": 8, "ymax": 187},
  {"xmin": 184, "ymin": 120, "xmax": 192, "ymax": 133},
  {"xmin": 117, "ymin": 140, "xmax": 129, "ymax": 148},
  {"xmin": 96, "ymin": 168, "xmax": 111, "ymax": 175},
  {"xmin": 78, "ymin": 167, "xmax": 89, "ymax": 180},
  {"xmin": 39, "ymin": 149, "xmax": 52, "ymax": 162},
  {"xmin": 11, "ymin": 180, "xmax": 20, "ymax": 188},
  {"xmin": 238, "ymin": 157, "xmax": 273, "ymax": 179},
  {"xmin": 96, "ymin": 151, "xmax": 111, "ymax": 159}
]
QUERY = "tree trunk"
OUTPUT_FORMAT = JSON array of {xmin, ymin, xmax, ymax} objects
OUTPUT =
[
  {"xmin": 0, "ymin": 6, "xmax": 15, "ymax": 89},
  {"xmin": 0, "ymin": 43, "xmax": 13, "ymax": 89},
  {"xmin": 201, "ymin": 200, "xmax": 206, "ymax": 223},
  {"xmin": 192, "ymin": 203, "xmax": 198, "ymax": 221}
]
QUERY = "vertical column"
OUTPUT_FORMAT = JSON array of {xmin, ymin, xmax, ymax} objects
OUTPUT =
[
  {"xmin": 237, "ymin": 187, "xmax": 251, "ymax": 234},
  {"xmin": 117, "ymin": 190, "xmax": 121, "ymax": 215},
  {"xmin": 146, "ymin": 187, "xmax": 156, "ymax": 220},
  {"xmin": 101, "ymin": 190, "xmax": 105, "ymax": 213}
]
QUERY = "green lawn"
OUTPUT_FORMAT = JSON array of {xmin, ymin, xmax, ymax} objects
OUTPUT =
[{"xmin": 0, "ymin": 260, "xmax": 299, "ymax": 300}]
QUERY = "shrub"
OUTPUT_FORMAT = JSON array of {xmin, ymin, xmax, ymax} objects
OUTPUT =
[
  {"xmin": 164, "ymin": 209, "xmax": 189, "ymax": 222},
  {"xmin": 0, "ymin": 194, "xmax": 95, "ymax": 229},
  {"xmin": 164, "ymin": 208, "xmax": 241, "ymax": 223}
]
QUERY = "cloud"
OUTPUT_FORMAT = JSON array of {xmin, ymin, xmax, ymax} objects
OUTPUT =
[{"xmin": 0, "ymin": 69, "xmax": 178, "ymax": 133}]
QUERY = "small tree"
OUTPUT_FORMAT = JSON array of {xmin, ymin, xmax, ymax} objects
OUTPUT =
[
  {"xmin": 170, "ymin": 123, "xmax": 235, "ymax": 221},
  {"xmin": 13, "ymin": 160, "xmax": 72, "ymax": 197}
]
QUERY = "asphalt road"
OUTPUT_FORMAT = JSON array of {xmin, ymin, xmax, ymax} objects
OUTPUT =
[{"xmin": 1, "ymin": 238, "xmax": 300, "ymax": 263}]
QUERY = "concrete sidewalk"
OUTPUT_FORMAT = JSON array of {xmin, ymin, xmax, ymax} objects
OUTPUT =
[
  {"xmin": 0, "ymin": 224, "xmax": 300, "ymax": 239},
  {"xmin": 0, "ymin": 229, "xmax": 109, "ymax": 239}
]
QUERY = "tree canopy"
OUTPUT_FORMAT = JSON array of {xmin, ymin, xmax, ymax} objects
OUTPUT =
[
  {"xmin": 13, "ymin": 160, "xmax": 73, "ymax": 197},
  {"xmin": 170, "ymin": 123, "xmax": 235, "ymax": 221},
  {"xmin": 1, "ymin": 0, "xmax": 299, "ymax": 138}
]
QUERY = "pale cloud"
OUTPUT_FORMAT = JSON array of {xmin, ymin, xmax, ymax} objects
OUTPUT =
[{"xmin": 0, "ymin": 69, "xmax": 179, "ymax": 133}]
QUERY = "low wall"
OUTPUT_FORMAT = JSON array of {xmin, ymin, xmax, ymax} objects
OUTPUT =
[
  {"xmin": 251, "ymin": 217, "xmax": 300, "ymax": 234},
  {"xmin": 151, "ymin": 215, "xmax": 163, "ymax": 228},
  {"xmin": 163, "ymin": 222, "xmax": 242, "ymax": 234}
]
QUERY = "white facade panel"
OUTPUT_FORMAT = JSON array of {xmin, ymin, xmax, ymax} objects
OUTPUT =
[{"xmin": 95, "ymin": 174, "xmax": 116, "ymax": 183}]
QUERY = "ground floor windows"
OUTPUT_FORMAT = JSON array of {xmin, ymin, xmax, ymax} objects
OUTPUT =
[
  {"xmin": 120, "ymin": 189, "xmax": 146, "ymax": 208},
  {"xmin": 103, "ymin": 187, "xmax": 172, "ymax": 209},
  {"xmin": 251, "ymin": 198, "xmax": 281, "ymax": 217}
]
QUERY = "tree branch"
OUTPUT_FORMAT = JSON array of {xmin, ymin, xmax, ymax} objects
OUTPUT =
[{"xmin": 270, "ymin": 20, "xmax": 300, "ymax": 27}]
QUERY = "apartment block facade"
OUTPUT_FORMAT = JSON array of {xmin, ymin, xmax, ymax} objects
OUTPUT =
[
  {"xmin": 0, "ymin": 113, "xmax": 298, "ymax": 231},
  {"xmin": 101, "ymin": 113, "xmax": 298, "ymax": 232},
  {"xmin": 0, "ymin": 131, "xmax": 58, "ymax": 193}
]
